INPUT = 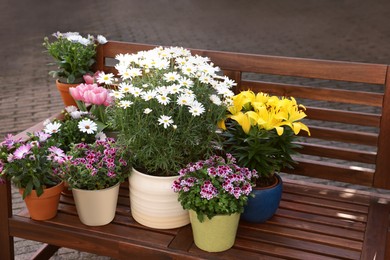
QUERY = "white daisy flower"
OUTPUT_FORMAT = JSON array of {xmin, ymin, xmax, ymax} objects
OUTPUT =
[
  {"xmin": 158, "ymin": 115, "xmax": 174, "ymax": 129},
  {"xmin": 210, "ymin": 94, "xmax": 222, "ymax": 105},
  {"xmin": 129, "ymin": 87, "xmax": 143, "ymax": 97},
  {"xmin": 167, "ymin": 84, "xmax": 182, "ymax": 94},
  {"xmin": 179, "ymin": 78, "xmax": 194, "ymax": 88},
  {"xmin": 97, "ymin": 72, "xmax": 115, "ymax": 85},
  {"xmin": 44, "ymin": 122, "xmax": 62, "ymax": 134},
  {"xmin": 144, "ymin": 108, "xmax": 153, "ymax": 114},
  {"xmin": 177, "ymin": 94, "xmax": 194, "ymax": 106},
  {"xmin": 110, "ymin": 90, "xmax": 124, "ymax": 100},
  {"xmin": 119, "ymin": 100, "xmax": 133, "ymax": 109},
  {"xmin": 164, "ymin": 71, "xmax": 180, "ymax": 82},
  {"xmin": 157, "ymin": 95, "xmax": 170, "ymax": 105},
  {"xmin": 78, "ymin": 119, "xmax": 97, "ymax": 134},
  {"xmin": 189, "ymin": 101, "xmax": 205, "ymax": 116},
  {"xmin": 119, "ymin": 83, "xmax": 132, "ymax": 93},
  {"xmin": 128, "ymin": 67, "xmax": 143, "ymax": 78}
]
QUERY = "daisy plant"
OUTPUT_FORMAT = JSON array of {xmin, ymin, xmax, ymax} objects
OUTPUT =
[
  {"xmin": 43, "ymin": 106, "xmax": 103, "ymax": 151},
  {"xmin": 172, "ymin": 154, "xmax": 257, "ymax": 222},
  {"xmin": 219, "ymin": 90, "xmax": 310, "ymax": 187},
  {"xmin": 108, "ymin": 46, "xmax": 235, "ymax": 176},
  {"xmin": 43, "ymin": 32, "xmax": 107, "ymax": 84},
  {"xmin": 0, "ymin": 132, "xmax": 66, "ymax": 198}
]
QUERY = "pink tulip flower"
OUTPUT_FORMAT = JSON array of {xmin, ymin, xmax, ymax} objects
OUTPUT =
[
  {"xmin": 84, "ymin": 87, "xmax": 109, "ymax": 105},
  {"xmin": 83, "ymin": 74, "xmax": 95, "ymax": 84},
  {"xmin": 70, "ymin": 83, "xmax": 98, "ymax": 102}
]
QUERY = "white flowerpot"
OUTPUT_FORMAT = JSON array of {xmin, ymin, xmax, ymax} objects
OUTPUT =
[
  {"xmin": 72, "ymin": 182, "xmax": 120, "ymax": 226},
  {"xmin": 129, "ymin": 168, "xmax": 190, "ymax": 229}
]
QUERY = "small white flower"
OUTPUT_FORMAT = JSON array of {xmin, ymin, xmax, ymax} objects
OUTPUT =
[
  {"xmin": 119, "ymin": 100, "xmax": 133, "ymax": 109},
  {"xmin": 158, "ymin": 115, "xmax": 174, "ymax": 129},
  {"xmin": 110, "ymin": 90, "xmax": 124, "ymax": 100},
  {"xmin": 164, "ymin": 72, "xmax": 180, "ymax": 82},
  {"xmin": 128, "ymin": 67, "xmax": 142, "ymax": 78},
  {"xmin": 65, "ymin": 105, "xmax": 78, "ymax": 113},
  {"xmin": 144, "ymin": 108, "xmax": 153, "ymax": 114},
  {"xmin": 97, "ymin": 35, "xmax": 107, "ymax": 44},
  {"xmin": 70, "ymin": 111, "xmax": 88, "ymax": 119},
  {"xmin": 142, "ymin": 90, "xmax": 157, "ymax": 101},
  {"xmin": 44, "ymin": 122, "xmax": 62, "ymax": 134},
  {"xmin": 43, "ymin": 119, "xmax": 51, "ymax": 126},
  {"xmin": 97, "ymin": 72, "xmax": 115, "ymax": 85},
  {"xmin": 95, "ymin": 132, "xmax": 107, "ymax": 141},
  {"xmin": 119, "ymin": 83, "xmax": 132, "ymax": 93},
  {"xmin": 189, "ymin": 101, "xmax": 205, "ymax": 116},
  {"xmin": 129, "ymin": 87, "xmax": 143, "ymax": 97},
  {"xmin": 157, "ymin": 95, "xmax": 170, "ymax": 105},
  {"xmin": 78, "ymin": 119, "xmax": 97, "ymax": 134},
  {"xmin": 210, "ymin": 94, "xmax": 222, "ymax": 105},
  {"xmin": 179, "ymin": 78, "xmax": 193, "ymax": 88},
  {"xmin": 177, "ymin": 94, "xmax": 194, "ymax": 106}
]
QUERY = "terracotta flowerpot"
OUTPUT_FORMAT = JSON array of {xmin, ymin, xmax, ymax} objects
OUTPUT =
[
  {"xmin": 189, "ymin": 210, "xmax": 240, "ymax": 252},
  {"xmin": 55, "ymin": 79, "xmax": 78, "ymax": 107},
  {"xmin": 129, "ymin": 168, "xmax": 190, "ymax": 229},
  {"xmin": 72, "ymin": 182, "xmax": 120, "ymax": 226},
  {"xmin": 19, "ymin": 181, "xmax": 64, "ymax": 221}
]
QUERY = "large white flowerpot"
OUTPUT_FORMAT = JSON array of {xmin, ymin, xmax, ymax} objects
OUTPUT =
[
  {"xmin": 129, "ymin": 168, "xmax": 190, "ymax": 229},
  {"xmin": 72, "ymin": 182, "xmax": 120, "ymax": 226}
]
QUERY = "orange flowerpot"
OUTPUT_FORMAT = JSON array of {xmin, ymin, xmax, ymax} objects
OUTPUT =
[
  {"xmin": 56, "ymin": 80, "xmax": 79, "ymax": 107},
  {"xmin": 19, "ymin": 181, "xmax": 64, "ymax": 221}
]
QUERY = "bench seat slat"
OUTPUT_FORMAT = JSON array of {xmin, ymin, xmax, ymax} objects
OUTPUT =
[
  {"xmin": 236, "ymin": 227, "xmax": 361, "ymax": 260},
  {"xmin": 284, "ymin": 158, "xmax": 374, "ymax": 186},
  {"xmin": 297, "ymin": 142, "xmax": 377, "ymax": 164}
]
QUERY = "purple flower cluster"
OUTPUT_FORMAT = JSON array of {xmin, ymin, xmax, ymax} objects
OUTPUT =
[
  {"xmin": 67, "ymin": 138, "xmax": 127, "ymax": 179},
  {"xmin": 172, "ymin": 154, "xmax": 257, "ymax": 201}
]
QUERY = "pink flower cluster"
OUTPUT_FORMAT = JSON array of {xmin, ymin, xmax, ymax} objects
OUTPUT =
[{"xmin": 70, "ymin": 83, "xmax": 112, "ymax": 106}]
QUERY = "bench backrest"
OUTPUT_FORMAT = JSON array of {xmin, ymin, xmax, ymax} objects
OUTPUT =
[{"xmin": 96, "ymin": 41, "xmax": 390, "ymax": 190}]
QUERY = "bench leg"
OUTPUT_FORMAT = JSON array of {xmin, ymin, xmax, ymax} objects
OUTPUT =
[{"xmin": 0, "ymin": 181, "xmax": 15, "ymax": 260}]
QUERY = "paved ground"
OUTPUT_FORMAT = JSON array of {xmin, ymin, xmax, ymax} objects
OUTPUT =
[{"xmin": 2, "ymin": 0, "xmax": 390, "ymax": 259}]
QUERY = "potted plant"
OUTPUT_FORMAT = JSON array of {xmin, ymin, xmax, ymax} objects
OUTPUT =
[
  {"xmin": 59, "ymin": 138, "xmax": 129, "ymax": 226},
  {"xmin": 43, "ymin": 105, "xmax": 103, "ymax": 150},
  {"xmin": 0, "ymin": 132, "xmax": 66, "ymax": 220},
  {"xmin": 172, "ymin": 154, "xmax": 256, "ymax": 252},
  {"xmin": 43, "ymin": 32, "xmax": 107, "ymax": 106},
  {"xmin": 219, "ymin": 90, "xmax": 310, "ymax": 222},
  {"xmin": 107, "ymin": 46, "xmax": 235, "ymax": 228}
]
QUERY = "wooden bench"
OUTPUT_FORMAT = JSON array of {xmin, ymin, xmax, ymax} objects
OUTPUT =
[{"xmin": 1, "ymin": 41, "xmax": 390, "ymax": 259}]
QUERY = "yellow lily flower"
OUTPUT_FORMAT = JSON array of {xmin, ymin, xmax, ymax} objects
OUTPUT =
[{"xmin": 231, "ymin": 112, "xmax": 251, "ymax": 134}]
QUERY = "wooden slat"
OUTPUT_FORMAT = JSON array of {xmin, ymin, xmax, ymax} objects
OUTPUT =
[
  {"xmin": 0, "ymin": 181, "xmax": 14, "ymax": 260},
  {"xmin": 374, "ymin": 68, "xmax": 390, "ymax": 189},
  {"xmin": 284, "ymin": 158, "xmax": 374, "ymax": 186},
  {"xmin": 305, "ymin": 107, "xmax": 381, "ymax": 127},
  {"xmin": 236, "ymin": 226, "xmax": 361, "ymax": 259},
  {"xmin": 98, "ymin": 41, "xmax": 388, "ymax": 85},
  {"xmin": 298, "ymin": 142, "xmax": 377, "ymax": 164},
  {"xmin": 240, "ymin": 80, "xmax": 384, "ymax": 107},
  {"xmin": 361, "ymin": 198, "xmax": 390, "ymax": 260},
  {"xmin": 307, "ymin": 126, "xmax": 378, "ymax": 146},
  {"xmin": 30, "ymin": 244, "xmax": 60, "ymax": 260}
]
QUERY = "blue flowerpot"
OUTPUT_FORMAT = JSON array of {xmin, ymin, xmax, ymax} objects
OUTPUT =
[{"xmin": 241, "ymin": 174, "xmax": 283, "ymax": 223}]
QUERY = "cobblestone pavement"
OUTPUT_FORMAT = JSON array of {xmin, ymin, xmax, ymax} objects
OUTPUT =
[{"xmin": 2, "ymin": 0, "xmax": 390, "ymax": 259}]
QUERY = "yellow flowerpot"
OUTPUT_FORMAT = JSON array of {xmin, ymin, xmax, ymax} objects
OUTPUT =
[{"xmin": 189, "ymin": 210, "xmax": 240, "ymax": 252}]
